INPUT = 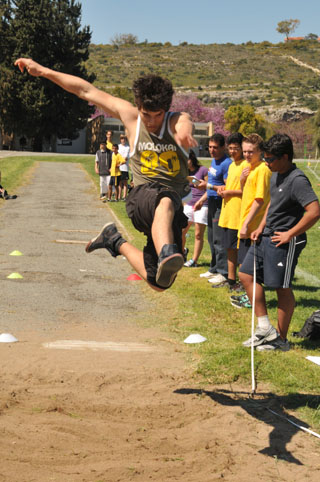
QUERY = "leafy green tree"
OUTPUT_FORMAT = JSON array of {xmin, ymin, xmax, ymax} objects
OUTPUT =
[
  {"xmin": 0, "ymin": 0, "xmax": 95, "ymax": 151},
  {"xmin": 110, "ymin": 86, "xmax": 134, "ymax": 103},
  {"xmin": 224, "ymin": 104, "xmax": 272, "ymax": 138},
  {"xmin": 305, "ymin": 33, "xmax": 318, "ymax": 41},
  {"xmin": 110, "ymin": 33, "xmax": 138, "ymax": 47},
  {"xmin": 276, "ymin": 19, "xmax": 300, "ymax": 40}
]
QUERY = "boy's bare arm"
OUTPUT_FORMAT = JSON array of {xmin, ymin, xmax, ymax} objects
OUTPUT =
[
  {"xmin": 272, "ymin": 200, "xmax": 320, "ymax": 247},
  {"xmin": 15, "ymin": 58, "xmax": 138, "ymax": 145},
  {"xmin": 170, "ymin": 112, "xmax": 197, "ymax": 150}
]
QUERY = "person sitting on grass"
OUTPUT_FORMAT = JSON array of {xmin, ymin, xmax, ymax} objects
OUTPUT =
[
  {"xmin": 0, "ymin": 171, "xmax": 17, "ymax": 200},
  {"xmin": 182, "ymin": 150, "xmax": 208, "ymax": 268},
  {"xmin": 15, "ymin": 58, "xmax": 197, "ymax": 292},
  {"xmin": 239, "ymin": 134, "xmax": 320, "ymax": 352}
]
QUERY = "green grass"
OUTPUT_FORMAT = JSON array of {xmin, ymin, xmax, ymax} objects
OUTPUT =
[{"xmin": 1, "ymin": 155, "xmax": 320, "ymax": 431}]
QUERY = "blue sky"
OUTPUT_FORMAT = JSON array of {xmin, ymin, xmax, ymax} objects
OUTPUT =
[{"xmin": 79, "ymin": 0, "xmax": 320, "ymax": 45}]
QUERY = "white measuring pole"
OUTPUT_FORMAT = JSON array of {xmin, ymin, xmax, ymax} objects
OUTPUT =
[{"xmin": 251, "ymin": 241, "xmax": 256, "ymax": 394}]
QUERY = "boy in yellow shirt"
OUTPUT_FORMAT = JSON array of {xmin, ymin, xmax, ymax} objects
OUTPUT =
[
  {"xmin": 238, "ymin": 133, "xmax": 271, "ymax": 265},
  {"xmin": 218, "ymin": 133, "xmax": 248, "ymax": 289},
  {"xmin": 108, "ymin": 144, "xmax": 126, "ymax": 202}
]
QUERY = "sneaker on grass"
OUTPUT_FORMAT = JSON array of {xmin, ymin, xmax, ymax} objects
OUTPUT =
[
  {"xmin": 156, "ymin": 244, "xmax": 184, "ymax": 289},
  {"xmin": 256, "ymin": 336, "xmax": 290, "ymax": 352},
  {"xmin": 184, "ymin": 259, "xmax": 198, "ymax": 267},
  {"xmin": 230, "ymin": 296, "xmax": 252, "ymax": 309},
  {"xmin": 211, "ymin": 280, "xmax": 230, "ymax": 288},
  {"xmin": 229, "ymin": 282, "xmax": 244, "ymax": 293},
  {"xmin": 199, "ymin": 270, "xmax": 216, "ymax": 279},
  {"xmin": 242, "ymin": 326, "xmax": 278, "ymax": 347},
  {"xmin": 230, "ymin": 293, "xmax": 249, "ymax": 302},
  {"xmin": 208, "ymin": 273, "xmax": 227, "ymax": 285},
  {"xmin": 85, "ymin": 222, "xmax": 127, "ymax": 257}
]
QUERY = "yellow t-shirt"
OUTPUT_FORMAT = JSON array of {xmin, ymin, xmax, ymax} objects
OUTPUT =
[
  {"xmin": 219, "ymin": 159, "xmax": 249, "ymax": 230},
  {"xmin": 106, "ymin": 140, "xmax": 113, "ymax": 151},
  {"xmin": 111, "ymin": 153, "xmax": 125, "ymax": 177},
  {"xmin": 238, "ymin": 160, "xmax": 271, "ymax": 238}
]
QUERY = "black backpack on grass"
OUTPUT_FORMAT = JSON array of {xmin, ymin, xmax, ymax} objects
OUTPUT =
[{"xmin": 292, "ymin": 310, "xmax": 320, "ymax": 340}]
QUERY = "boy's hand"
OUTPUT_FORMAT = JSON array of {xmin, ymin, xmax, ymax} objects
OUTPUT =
[
  {"xmin": 239, "ymin": 223, "xmax": 248, "ymax": 239},
  {"xmin": 271, "ymin": 231, "xmax": 291, "ymax": 247},
  {"xmin": 193, "ymin": 199, "xmax": 203, "ymax": 211},
  {"xmin": 174, "ymin": 131, "xmax": 197, "ymax": 150},
  {"xmin": 15, "ymin": 58, "xmax": 44, "ymax": 77},
  {"xmin": 240, "ymin": 167, "xmax": 250, "ymax": 182},
  {"xmin": 250, "ymin": 228, "xmax": 263, "ymax": 241}
]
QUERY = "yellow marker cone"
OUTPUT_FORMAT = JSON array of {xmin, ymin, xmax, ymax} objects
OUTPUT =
[
  {"xmin": 7, "ymin": 272, "xmax": 23, "ymax": 279},
  {"xmin": 9, "ymin": 250, "xmax": 23, "ymax": 256}
]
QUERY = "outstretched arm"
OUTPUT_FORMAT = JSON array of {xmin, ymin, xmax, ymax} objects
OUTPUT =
[{"xmin": 15, "ymin": 58, "xmax": 138, "ymax": 142}]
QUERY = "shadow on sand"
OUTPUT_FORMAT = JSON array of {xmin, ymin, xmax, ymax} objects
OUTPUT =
[{"xmin": 175, "ymin": 388, "xmax": 320, "ymax": 465}]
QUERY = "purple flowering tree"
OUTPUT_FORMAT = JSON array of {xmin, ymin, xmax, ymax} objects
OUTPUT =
[{"xmin": 170, "ymin": 94, "xmax": 229, "ymax": 136}]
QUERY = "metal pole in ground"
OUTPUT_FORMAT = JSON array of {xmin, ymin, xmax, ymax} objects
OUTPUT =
[{"xmin": 250, "ymin": 241, "xmax": 256, "ymax": 396}]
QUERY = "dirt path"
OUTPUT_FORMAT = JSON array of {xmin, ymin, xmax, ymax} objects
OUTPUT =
[{"xmin": 0, "ymin": 162, "xmax": 319, "ymax": 481}]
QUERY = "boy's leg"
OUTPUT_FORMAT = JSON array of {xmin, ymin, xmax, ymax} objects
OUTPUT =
[
  {"xmin": 151, "ymin": 196, "xmax": 175, "ymax": 254},
  {"xmin": 107, "ymin": 184, "xmax": 112, "ymax": 201},
  {"xmin": 192, "ymin": 222, "xmax": 206, "ymax": 263},
  {"xmin": 151, "ymin": 196, "xmax": 184, "ymax": 288},
  {"xmin": 119, "ymin": 242, "xmax": 164, "ymax": 292},
  {"xmin": 276, "ymin": 287, "xmax": 295, "ymax": 340},
  {"xmin": 227, "ymin": 248, "xmax": 238, "ymax": 282},
  {"xmin": 239, "ymin": 272, "xmax": 267, "ymax": 317}
]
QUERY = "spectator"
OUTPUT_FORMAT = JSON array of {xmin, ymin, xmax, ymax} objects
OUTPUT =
[
  {"xmin": 195, "ymin": 134, "xmax": 231, "ymax": 285},
  {"xmin": 217, "ymin": 132, "xmax": 247, "ymax": 289},
  {"xmin": 239, "ymin": 134, "xmax": 320, "ymax": 351},
  {"xmin": 95, "ymin": 142, "xmax": 112, "ymax": 201},
  {"xmin": 238, "ymin": 133, "xmax": 271, "ymax": 266},
  {"xmin": 106, "ymin": 130, "xmax": 113, "ymax": 151},
  {"xmin": 182, "ymin": 150, "xmax": 208, "ymax": 267},
  {"xmin": 109, "ymin": 144, "xmax": 125, "ymax": 202},
  {"xmin": 118, "ymin": 134, "xmax": 130, "ymax": 200},
  {"xmin": 0, "ymin": 171, "xmax": 17, "ymax": 200}
]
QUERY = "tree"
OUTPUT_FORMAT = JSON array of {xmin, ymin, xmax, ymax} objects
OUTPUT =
[
  {"xmin": 305, "ymin": 33, "xmax": 318, "ymax": 41},
  {"xmin": 0, "ymin": 0, "xmax": 95, "ymax": 151},
  {"xmin": 170, "ymin": 94, "xmax": 229, "ymax": 136},
  {"xmin": 110, "ymin": 33, "xmax": 138, "ymax": 47},
  {"xmin": 224, "ymin": 104, "xmax": 274, "ymax": 138},
  {"xmin": 276, "ymin": 19, "xmax": 300, "ymax": 40}
]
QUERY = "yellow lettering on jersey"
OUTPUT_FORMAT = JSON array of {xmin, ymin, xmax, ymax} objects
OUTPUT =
[
  {"xmin": 140, "ymin": 150, "xmax": 159, "ymax": 177},
  {"xmin": 140, "ymin": 150, "xmax": 181, "ymax": 178},
  {"xmin": 159, "ymin": 151, "xmax": 180, "ymax": 177}
]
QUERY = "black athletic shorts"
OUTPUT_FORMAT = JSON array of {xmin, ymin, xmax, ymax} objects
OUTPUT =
[
  {"xmin": 126, "ymin": 182, "xmax": 188, "ymax": 289},
  {"xmin": 239, "ymin": 234, "xmax": 306, "ymax": 288},
  {"xmin": 221, "ymin": 227, "xmax": 238, "ymax": 250},
  {"xmin": 238, "ymin": 238, "xmax": 252, "ymax": 265},
  {"xmin": 120, "ymin": 171, "xmax": 129, "ymax": 181},
  {"xmin": 109, "ymin": 175, "xmax": 120, "ymax": 186}
]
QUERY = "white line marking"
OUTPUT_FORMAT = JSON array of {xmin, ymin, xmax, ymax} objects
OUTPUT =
[
  {"xmin": 296, "ymin": 267, "xmax": 320, "ymax": 286},
  {"xmin": 43, "ymin": 340, "xmax": 155, "ymax": 352}
]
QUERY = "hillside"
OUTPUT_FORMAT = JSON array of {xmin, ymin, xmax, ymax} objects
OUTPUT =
[{"xmin": 85, "ymin": 40, "xmax": 320, "ymax": 120}]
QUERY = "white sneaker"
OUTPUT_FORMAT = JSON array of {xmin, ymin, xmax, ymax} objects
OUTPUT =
[
  {"xmin": 199, "ymin": 271, "xmax": 216, "ymax": 278},
  {"xmin": 256, "ymin": 336, "xmax": 290, "ymax": 352},
  {"xmin": 242, "ymin": 326, "xmax": 278, "ymax": 347},
  {"xmin": 208, "ymin": 274, "xmax": 227, "ymax": 285}
]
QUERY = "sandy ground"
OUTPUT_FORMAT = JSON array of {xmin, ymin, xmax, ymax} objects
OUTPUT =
[{"xmin": 0, "ymin": 161, "xmax": 319, "ymax": 482}]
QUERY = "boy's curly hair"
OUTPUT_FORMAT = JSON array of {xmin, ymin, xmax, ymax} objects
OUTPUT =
[{"xmin": 132, "ymin": 75, "xmax": 174, "ymax": 112}]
